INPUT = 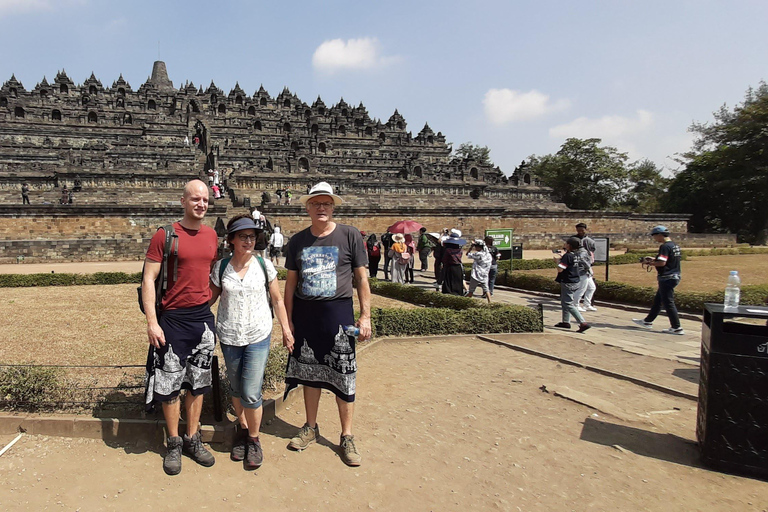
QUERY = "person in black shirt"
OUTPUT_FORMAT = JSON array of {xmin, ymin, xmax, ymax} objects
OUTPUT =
[
  {"xmin": 632, "ymin": 226, "xmax": 684, "ymax": 335},
  {"xmin": 380, "ymin": 230, "xmax": 394, "ymax": 281},
  {"xmin": 554, "ymin": 237, "xmax": 591, "ymax": 333}
]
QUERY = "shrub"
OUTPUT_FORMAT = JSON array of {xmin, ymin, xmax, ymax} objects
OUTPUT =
[
  {"xmin": 371, "ymin": 306, "xmax": 542, "ymax": 337},
  {"xmin": 0, "ymin": 366, "xmax": 62, "ymax": 409},
  {"xmin": 370, "ymin": 279, "xmax": 497, "ymax": 310}
]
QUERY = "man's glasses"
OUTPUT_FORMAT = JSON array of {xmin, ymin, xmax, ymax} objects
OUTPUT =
[
  {"xmin": 308, "ymin": 202, "xmax": 334, "ymax": 209},
  {"xmin": 237, "ymin": 234, "xmax": 257, "ymax": 241}
]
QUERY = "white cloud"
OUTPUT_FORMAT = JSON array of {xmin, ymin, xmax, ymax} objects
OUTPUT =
[
  {"xmin": 549, "ymin": 109, "xmax": 654, "ymax": 140},
  {"xmin": 0, "ymin": 0, "xmax": 85, "ymax": 17},
  {"xmin": 483, "ymin": 88, "xmax": 570, "ymax": 125},
  {"xmin": 312, "ymin": 38, "xmax": 400, "ymax": 73}
]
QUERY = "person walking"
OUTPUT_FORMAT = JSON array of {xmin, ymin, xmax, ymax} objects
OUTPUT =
[
  {"xmin": 431, "ymin": 232, "xmax": 444, "ymax": 290},
  {"xmin": 269, "ymin": 226, "xmax": 284, "ymax": 266},
  {"xmin": 632, "ymin": 226, "xmax": 684, "ymax": 335},
  {"xmin": 142, "ymin": 179, "xmax": 219, "ymax": 475},
  {"xmin": 21, "ymin": 182, "xmax": 30, "ymax": 205},
  {"xmin": 209, "ymin": 215, "xmax": 293, "ymax": 470},
  {"xmin": 366, "ymin": 234, "xmax": 382, "ymax": 278},
  {"xmin": 573, "ymin": 222, "xmax": 597, "ymax": 311},
  {"xmin": 416, "ymin": 227, "xmax": 433, "ymax": 272},
  {"xmin": 388, "ymin": 233, "xmax": 409, "ymax": 284},
  {"xmin": 553, "ymin": 237, "xmax": 591, "ymax": 333},
  {"xmin": 484, "ymin": 236, "xmax": 499, "ymax": 297},
  {"xmin": 283, "ymin": 181, "xmax": 371, "ymax": 467}
]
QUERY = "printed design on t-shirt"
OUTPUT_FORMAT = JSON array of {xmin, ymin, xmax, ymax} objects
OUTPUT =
[{"xmin": 300, "ymin": 246, "xmax": 339, "ymax": 297}]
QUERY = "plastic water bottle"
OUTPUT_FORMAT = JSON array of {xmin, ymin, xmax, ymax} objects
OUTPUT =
[
  {"xmin": 723, "ymin": 270, "xmax": 741, "ymax": 311},
  {"xmin": 344, "ymin": 325, "xmax": 360, "ymax": 337}
]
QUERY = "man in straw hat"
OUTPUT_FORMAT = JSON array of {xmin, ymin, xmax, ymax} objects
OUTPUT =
[{"xmin": 283, "ymin": 181, "xmax": 372, "ymax": 466}]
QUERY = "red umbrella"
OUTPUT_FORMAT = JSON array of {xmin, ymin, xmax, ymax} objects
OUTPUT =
[{"xmin": 387, "ymin": 220, "xmax": 424, "ymax": 233}]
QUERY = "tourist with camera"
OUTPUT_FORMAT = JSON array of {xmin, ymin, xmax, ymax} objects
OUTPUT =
[
  {"xmin": 466, "ymin": 238, "xmax": 493, "ymax": 303},
  {"xmin": 553, "ymin": 237, "xmax": 591, "ymax": 333},
  {"xmin": 632, "ymin": 226, "xmax": 684, "ymax": 335}
]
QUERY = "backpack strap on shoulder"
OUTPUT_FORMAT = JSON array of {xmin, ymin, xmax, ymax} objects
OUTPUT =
[
  {"xmin": 218, "ymin": 256, "xmax": 232, "ymax": 287},
  {"xmin": 255, "ymin": 256, "xmax": 274, "ymax": 317}
]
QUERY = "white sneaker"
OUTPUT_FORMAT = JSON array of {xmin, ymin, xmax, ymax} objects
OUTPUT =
[
  {"xmin": 662, "ymin": 327, "xmax": 685, "ymax": 335},
  {"xmin": 585, "ymin": 306, "xmax": 598, "ymax": 312},
  {"xmin": 577, "ymin": 306, "xmax": 587, "ymax": 312},
  {"xmin": 632, "ymin": 319, "xmax": 653, "ymax": 329}
]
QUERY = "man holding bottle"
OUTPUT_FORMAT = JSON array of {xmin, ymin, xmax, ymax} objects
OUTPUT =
[{"xmin": 632, "ymin": 226, "xmax": 684, "ymax": 335}]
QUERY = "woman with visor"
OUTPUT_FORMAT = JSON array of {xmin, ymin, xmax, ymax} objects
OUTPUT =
[{"xmin": 210, "ymin": 214, "xmax": 293, "ymax": 470}]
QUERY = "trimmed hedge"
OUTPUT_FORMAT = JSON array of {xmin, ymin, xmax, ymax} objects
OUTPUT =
[
  {"xmin": 497, "ymin": 272, "xmax": 768, "ymax": 313},
  {"xmin": 371, "ymin": 306, "xmax": 542, "ymax": 336},
  {"xmin": 0, "ymin": 272, "xmax": 142, "ymax": 287},
  {"xmin": 0, "ymin": 366, "xmax": 62, "ymax": 409},
  {"xmin": 0, "ymin": 268, "xmax": 288, "ymax": 288},
  {"xmin": 369, "ymin": 279, "xmax": 507, "ymax": 310}
]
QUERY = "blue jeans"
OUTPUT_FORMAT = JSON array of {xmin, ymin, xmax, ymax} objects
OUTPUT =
[
  {"xmin": 487, "ymin": 265, "xmax": 498, "ymax": 295},
  {"xmin": 645, "ymin": 276, "xmax": 681, "ymax": 329},
  {"xmin": 220, "ymin": 336, "xmax": 271, "ymax": 409}
]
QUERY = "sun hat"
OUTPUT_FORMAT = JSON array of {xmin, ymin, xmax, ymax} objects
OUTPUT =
[
  {"xmin": 473, "ymin": 238, "xmax": 485, "ymax": 245},
  {"xmin": 299, "ymin": 181, "xmax": 343, "ymax": 206},
  {"xmin": 444, "ymin": 232, "xmax": 467, "ymax": 246},
  {"xmin": 650, "ymin": 225, "xmax": 669, "ymax": 235},
  {"xmin": 392, "ymin": 233, "xmax": 405, "ymax": 243},
  {"xmin": 228, "ymin": 217, "xmax": 263, "ymax": 235},
  {"xmin": 449, "ymin": 228, "xmax": 462, "ymax": 237}
]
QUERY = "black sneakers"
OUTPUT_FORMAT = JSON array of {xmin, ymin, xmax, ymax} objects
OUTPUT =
[
  {"xmin": 163, "ymin": 436, "xmax": 183, "ymax": 475},
  {"xmin": 554, "ymin": 322, "xmax": 572, "ymax": 329},
  {"xmin": 182, "ymin": 431, "xmax": 215, "ymax": 467}
]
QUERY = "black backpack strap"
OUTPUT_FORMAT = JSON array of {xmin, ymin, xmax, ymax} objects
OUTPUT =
[
  {"xmin": 218, "ymin": 256, "xmax": 232, "ymax": 287},
  {"xmin": 159, "ymin": 224, "xmax": 177, "ymax": 297}
]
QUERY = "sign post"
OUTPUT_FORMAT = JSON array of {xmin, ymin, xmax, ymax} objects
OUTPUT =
[{"xmin": 592, "ymin": 237, "xmax": 610, "ymax": 281}]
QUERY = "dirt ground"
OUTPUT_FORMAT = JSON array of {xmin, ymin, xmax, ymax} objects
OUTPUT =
[
  {"xmin": 1, "ymin": 336, "xmax": 767, "ymax": 511},
  {"xmin": 522, "ymin": 253, "xmax": 768, "ymax": 292}
]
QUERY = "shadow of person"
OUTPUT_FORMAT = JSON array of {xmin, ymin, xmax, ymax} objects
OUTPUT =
[{"xmin": 261, "ymin": 414, "xmax": 338, "ymax": 451}]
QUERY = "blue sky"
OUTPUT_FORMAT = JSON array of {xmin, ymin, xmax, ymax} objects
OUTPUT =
[{"xmin": 1, "ymin": 0, "xmax": 766, "ymax": 176}]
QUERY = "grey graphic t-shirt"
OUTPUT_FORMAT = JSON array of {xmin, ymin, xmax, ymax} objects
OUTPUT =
[{"xmin": 285, "ymin": 224, "xmax": 367, "ymax": 300}]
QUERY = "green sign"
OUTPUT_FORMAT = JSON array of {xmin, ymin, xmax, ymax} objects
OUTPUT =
[{"xmin": 484, "ymin": 229, "xmax": 513, "ymax": 250}]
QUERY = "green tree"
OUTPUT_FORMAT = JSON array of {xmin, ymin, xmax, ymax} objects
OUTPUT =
[
  {"xmin": 528, "ymin": 138, "xmax": 630, "ymax": 210},
  {"xmin": 453, "ymin": 142, "xmax": 492, "ymax": 165},
  {"xmin": 664, "ymin": 82, "xmax": 768, "ymax": 244},
  {"xmin": 619, "ymin": 159, "xmax": 671, "ymax": 213}
]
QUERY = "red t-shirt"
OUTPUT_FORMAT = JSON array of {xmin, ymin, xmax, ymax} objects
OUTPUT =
[{"xmin": 146, "ymin": 222, "xmax": 218, "ymax": 310}]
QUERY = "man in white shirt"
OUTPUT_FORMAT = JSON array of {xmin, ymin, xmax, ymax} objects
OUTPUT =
[{"xmin": 269, "ymin": 226, "xmax": 284, "ymax": 266}]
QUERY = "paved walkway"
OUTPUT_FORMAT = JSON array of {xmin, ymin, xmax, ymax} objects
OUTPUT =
[{"xmin": 404, "ymin": 269, "xmax": 703, "ymax": 366}]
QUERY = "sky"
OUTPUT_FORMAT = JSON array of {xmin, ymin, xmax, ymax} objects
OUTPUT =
[{"xmin": 1, "ymin": 0, "xmax": 766, "ymax": 176}]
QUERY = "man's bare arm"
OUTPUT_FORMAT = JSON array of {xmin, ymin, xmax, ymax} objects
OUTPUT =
[{"xmin": 142, "ymin": 259, "xmax": 166, "ymax": 348}]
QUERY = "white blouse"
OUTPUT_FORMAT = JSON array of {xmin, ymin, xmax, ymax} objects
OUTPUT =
[{"xmin": 210, "ymin": 256, "xmax": 278, "ymax": 347}]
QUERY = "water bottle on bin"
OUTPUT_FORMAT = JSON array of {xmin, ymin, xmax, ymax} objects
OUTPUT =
[
  {"xmin": 723, "ymin": 270, "xmax": 741, "ymax": 311},
  {"xmin": 344, "ymin": 325, "xmax": 360, "ymax": 337}
]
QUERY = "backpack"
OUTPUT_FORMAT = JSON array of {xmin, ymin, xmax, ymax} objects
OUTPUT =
[
  {"xmin": 397, "ymin": 251, "xmax": 411, "ymax": 265},
  {"xmin": 218, "ymin": 255, "xmax": 274, "ymax": 318},
  {"xmin": 137, "ymin": 225, "xmax": 178, "ymax": 316},
  {"xmin": 369, "ymin": 244, "xmax": 381, "ymax": 257}
]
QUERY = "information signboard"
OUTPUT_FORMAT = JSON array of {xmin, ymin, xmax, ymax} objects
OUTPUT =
[
  {"xmin": 593, "ymin": 237, "xmax": 609, "ymax": 263},
  {"xmin": 485, "ymin": 229, "xmax": 513, "ymax": 250}
]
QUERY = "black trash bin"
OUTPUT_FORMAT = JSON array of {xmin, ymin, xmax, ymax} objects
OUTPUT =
[{"xmin": 697, "ymin": 303, "xmax": 768, "ymax": 477}]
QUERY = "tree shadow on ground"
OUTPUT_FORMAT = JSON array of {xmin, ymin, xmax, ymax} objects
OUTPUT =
[{"xmin": 579, "ymin": 416, "xmax": 701, "ymax": 468}]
